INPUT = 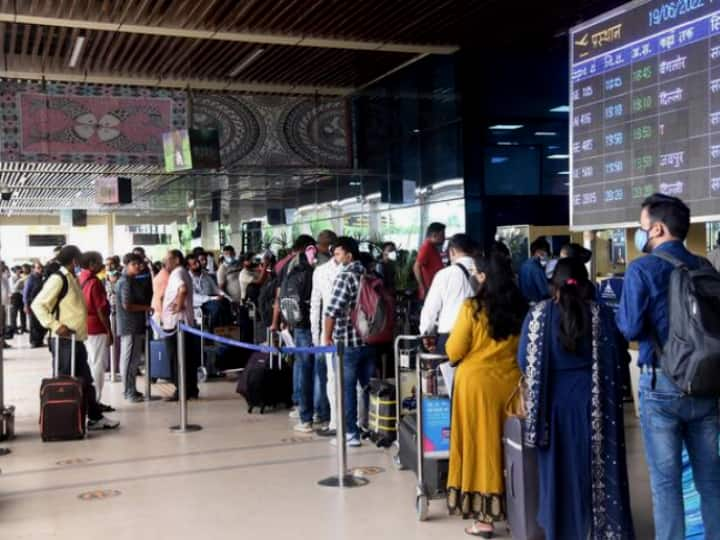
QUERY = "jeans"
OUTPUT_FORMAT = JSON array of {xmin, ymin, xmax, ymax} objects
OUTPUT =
[
  {"xmin": 120, "ymin": 334, "xmax": 144, "ymax": 397},
  {"xmin": 50, "ymin": 338, "xmax": 102, "ymax": 421},
  {"xmin": 10, "ymin": 293, "xmax": 26, "ymax": 333},
  {"xmin": 639, "ymin": 371, "xmax": 720, "ymax": 540},
  {"xmin": 294, "ymin": 327, "xmax": 314, "ymax": 424},
  {"xmin": 314, "ymin": 353, "xmax": 330, "ymax": 423},
  {"xmin": 341, "ymin": 346, "xmax": 375, "ymax": 438}
]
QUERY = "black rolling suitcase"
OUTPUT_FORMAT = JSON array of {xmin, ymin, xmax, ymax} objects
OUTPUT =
[
  {"xmin": 368, "ymin": 379, "xmax": 397, "ymax": 447},
  {"xmin": 503, "ymin": 416, "xmax": 544, "ymax": 540},
  {"xmin": 40, "ymin": 335, "xmax": 87, "ymax": 442},
  {"xmin": 236, "ymin": 347, "xmax": 292, "ymax": 414}
]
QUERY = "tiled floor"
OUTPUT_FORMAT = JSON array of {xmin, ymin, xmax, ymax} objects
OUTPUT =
[{"xmin": 0, "ymin": 334, "xmax": 654, "ymax": 539}]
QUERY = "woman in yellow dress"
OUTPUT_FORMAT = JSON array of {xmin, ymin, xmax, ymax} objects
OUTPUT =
[{"xmin": 446, "ymin": 253, "xmax": 528, "ymax": 538}]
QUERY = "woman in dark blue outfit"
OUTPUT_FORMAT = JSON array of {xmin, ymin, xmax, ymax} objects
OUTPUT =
[{"xmin": 517, "ymin": 258, "xmax": 635, "ymax": 540}]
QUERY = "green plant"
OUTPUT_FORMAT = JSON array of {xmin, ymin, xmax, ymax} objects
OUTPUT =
[{"xmin": 395, "ymin": 250, "xmax": 418, "ymax": 292}]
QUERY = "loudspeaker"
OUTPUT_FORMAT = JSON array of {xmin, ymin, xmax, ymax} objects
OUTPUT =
[
  {"xmin": 117, "ymin": 177, "xmax": 132, "ymax": 204},
  {"xmin": 72, "ymin": 209, "xmax": 87, "ymax": 227},
  {"xmin": 211, "ymin": 191, "xmax": 221, "ymax": 222},
  {"xmin": 266, "ymin": 208, "xmax": 285, "ymax": 226}
]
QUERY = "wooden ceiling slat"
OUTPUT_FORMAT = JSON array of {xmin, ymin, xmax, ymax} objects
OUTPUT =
[
  {"xmin": 195, "ymin": 40, "xmax": 239, "ymax": 79},
  {"xmin": 123, "ymin": 33, "xmax": 157, "ymax": 75},
  {"xmin": 167, "ymin": 37, "xmax": 216, "ymax": 78},
  {"xmin": 20, "ymin": 21, "xmax": 31, "ymax": 56},
  {"xmin": 82, "ymin": 29, "xmax": 103, "ymax": 72},
  {"xmin": 41, "ymin": 25, "xmax": 54, "ymax": 68},
  {"xmin": 91, "ymin": 28, "xmax": 115, "ymax": 72},
  {"xmin": 282, "ymin": 0, "xmax": 325, "ymax": 34},
  {"xmin": 102, "ymin": 26, "xmax": 126, "ymax": 71},
  {"xmin": 138, "ymin": 34, "xmax": 174, "ymax": 75},
  {"xmin": 176, "ymin": 0, "xmax": 203, "ymax": 28},
  {"xmin": 116, "ymin": 32, "xmax": 144, "ymax": 73},
  {"xmin": 221, "ymin": 0, "xmax": 264, "ymax": 31},
  {"xmin": 204, "ymin": 0, "xmax": 237, "ymax": 30},
  {"xmin": 146, "ymin": 0, "xmax": 168, "ymax": 27},
  {"xmin": 251, "ymin": 0, "xmax": 302, "ymax": 31},
  {"xmin": 132, "ymin": 0, "xmax": 153, "ymax": 25},
  {"xmin": 8, "ymin": 22, "xmax": 17, "ymax": 56},
  {"xmin": 67, "ymin": 0, "xmax": 81, "ymax": 20},
  {"xmin": 162, "ymin": 37, "xmax": 206, "ymax": 78}
]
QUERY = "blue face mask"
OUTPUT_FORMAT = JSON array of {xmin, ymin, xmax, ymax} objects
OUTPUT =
[{"xmin": 634, "ymin": 227, "xmax": 651, "ymax": 253}]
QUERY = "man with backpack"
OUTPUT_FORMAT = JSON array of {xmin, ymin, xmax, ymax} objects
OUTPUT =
[
  {"xmin": 31, "ymin": 245, "xmax": 120, "ymax": 431},
  {"xmin": 323, "ymin": 237, "xmax": 378, "ymax": 448},
  {"xmin": 274, "ymin": 236, "xmax": 323, "ymax": 433},
  {"xmin": 420, "ymin": 233, "xmax": 478, "ymax": 354},
  {"xmin": 78, "ymin": 251, "xmax": 114, "ymax": 411},
  {"xmin": 617, "ymin": 194, "xmax": 720, "ymax": 540}
]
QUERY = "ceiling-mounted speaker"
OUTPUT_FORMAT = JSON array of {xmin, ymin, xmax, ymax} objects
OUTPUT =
[
  {"xmin": 211, "ymin": 191, "xmax": 221, "ymax": 222},
  {"xmin": 72, "ymin": 209, "xmax": 87, "ymax": 227}
]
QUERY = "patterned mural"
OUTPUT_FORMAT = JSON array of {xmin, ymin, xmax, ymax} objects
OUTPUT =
[{"xmin": 0, "ymin": 80, "xmax": 349, "ymax": 168}]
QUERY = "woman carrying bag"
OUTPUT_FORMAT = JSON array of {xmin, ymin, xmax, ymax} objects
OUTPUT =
[
  {"xmin": 445, "ymin": 253, "xmax": 527, "ymax": 538},
  {"xmin": 516, "ymin": 257, "xmax": 635, "ymax": 539}
]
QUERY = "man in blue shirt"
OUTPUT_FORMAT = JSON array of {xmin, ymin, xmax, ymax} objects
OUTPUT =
[
  {"xmin": 617, "ymin": 194, "xmax": 720, "ymax": 540},
  {"xmin": 518, "ymin": 237, "xmax": 550, "ymax": 304}
]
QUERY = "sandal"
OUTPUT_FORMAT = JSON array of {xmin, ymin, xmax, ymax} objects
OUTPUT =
[{"xmin": 464, "ymin": 521, "xmax": 494, "ymax": 538}]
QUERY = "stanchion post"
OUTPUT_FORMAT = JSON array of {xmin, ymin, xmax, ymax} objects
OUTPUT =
[
  {"xmin": 170, "ymin": 325, "xmax": 201, "ymax": 433},
  {"xmin": 318, "ymin": 340, "xmax": 368, "ymax": 488},
  {"xmin": 143, "ymin": 324, "xmax": 160, "ymax": 401},
  {"xmin": 0, "ymin": 291, "xmax": 10, "ymax": 454}
]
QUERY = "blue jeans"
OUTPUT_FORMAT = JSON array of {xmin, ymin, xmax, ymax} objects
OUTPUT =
[
  {"xmin": 314, "ymin": 353, "xmax": 330, "ymax": 423},
  {"xmin": 341, "ymin": 346, "xmax": 375, "ymax": 438},
  {"xmin": 639, "ymin": 371, "xmax": 720, "ymax": 540},
  {"xmin": 294, "ymin": 328, "xmax": 315, "ymax": 424}
]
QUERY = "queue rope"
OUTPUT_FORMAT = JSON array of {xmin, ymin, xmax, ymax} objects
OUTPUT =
[{"xmin": 148, "ymin": 318, "xmax": 337, "ymax": 355}]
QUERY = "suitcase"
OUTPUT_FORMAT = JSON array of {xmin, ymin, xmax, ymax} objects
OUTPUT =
[
  {"xmin": 150, "ymin": 339, "xmax": 173, "ymax": 380},
  {"xmin": 368, "ymin": 379, "xmax": 397, "ymax": 447},
  {"xmin": 236, "ymin": 350, "xmax": 292, "ymax": 414},
  {"xmin": 503, "ymin": 416, "xmax": 544, "ymax": 540},
  {"xmin": 397, "ymin": 413, "xmax": 448, "ymax": 497},
  {"xmin": 40, "ymin": 335, "xmax": 87, "ymax": 442}
]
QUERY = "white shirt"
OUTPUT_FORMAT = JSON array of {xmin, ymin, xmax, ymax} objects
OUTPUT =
[
  {"xmin": 420, "ymin": 256, "xmax": 477, "ymax": 335},
  {"xmin": 310, "ymin": 259, "xmax": 342, "ymax": 346},
  {"xmin": 162, "ymin": 267, "xmax": 194, "ymax": 330}
]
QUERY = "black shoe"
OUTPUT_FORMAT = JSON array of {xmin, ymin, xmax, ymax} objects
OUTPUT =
[
  {"xmin": 126, "ymin": 394, "xmax": 144, "ymax": 403},
  {"xmin": 99, "ymin": 403, "xmax": 116, "ymax": 413},
  {"xmin": 316, "ymin": 428, "xmax": 337, "ymax": 437}
]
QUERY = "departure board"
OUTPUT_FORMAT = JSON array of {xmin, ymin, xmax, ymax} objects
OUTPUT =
[{"xmin": 570, "ymin": 0, "xmax": 720, "ymax": 229}]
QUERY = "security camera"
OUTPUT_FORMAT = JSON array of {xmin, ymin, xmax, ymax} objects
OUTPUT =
[{"xmin": 1, "ymin": 191, "xmax": 11, "ymax": 202}]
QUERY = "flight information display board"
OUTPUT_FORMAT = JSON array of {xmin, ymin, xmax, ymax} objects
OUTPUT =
[{"xmin": 571, "ymin": 0, "xmax": 720, "ymax": 229}]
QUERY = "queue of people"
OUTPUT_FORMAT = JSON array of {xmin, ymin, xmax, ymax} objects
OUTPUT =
[{"xmin": 0, "ymin": 193, "xmax": 717, "ymax": 539}]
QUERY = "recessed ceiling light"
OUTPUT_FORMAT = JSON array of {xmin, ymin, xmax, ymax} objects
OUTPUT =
[
  {"xmin": 228, "ymin": 48, "xmax": 265, "ymax": 77},
  {"xmin": 550, "ymin": 105, "xmax": 569, "ymax": 113},
  {"xmin": 412, "ymin": 129, "xmax": 420, "ymax": 133},
  {"xmin": 18, "ymin": 175, "xmax": 26, "ymax": 185},
  {"xmin": 546, "ymin": 154, "xmax": 569, "ymax": 159},
  {"xmin": 489, "ymin": 124, "xmax": 524, "ymax": 130},
  {"xmin": 69, "ymin": 35, "xmax": 86, "ymax": 68},
  {"xmin": 535, "ymin": 131, "xmax": 557, "ymax": 136},
  {"xmin": 491, "ymin": 157, "xmax": 509, "ymax": 164},
  {"xmin": 497, "ymin": 141, "xmax": 519, "ymax": 146},
  {"xmin": 557, "ymin": 171, "xmax": 570, "ymax": 175}
]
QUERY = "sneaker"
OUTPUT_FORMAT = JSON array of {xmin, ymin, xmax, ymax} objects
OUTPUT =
[
  {"xmin": 88, "ymin": 416, "xmax": 120, "ymax": 431},
  {"xmin": 125, "ymin": 394, "xmax": 144, "ymax": 403},
  {"xmin": 315, "ymin": 421, "xmax": 330, "ymax": 431},
  {"xmin": 315, "ymin": 427, "xmax": 337, "ymax": 437},
  {"xmin": 293, "ymin": 422, "xmax": 314, "ymax": 434},
  {"xmin": 288, "ymin": 408, "xmax": 300, "ymax": 419},
  {"xmin": 98, "ymin": 403, "xmax": 116, "ymax": 413},
  {"xmin": 329, "ymin": 434, "xmax": 361, "ymax": 448}
]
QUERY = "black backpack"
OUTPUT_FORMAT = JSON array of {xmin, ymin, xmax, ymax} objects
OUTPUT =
[
  {"xmin": 279, "ymin": 256, "xmax": 314, "ymax": 327},
  {"xmin": 653, "ymin": 251, "xmax": 720, "ymax": 396}
]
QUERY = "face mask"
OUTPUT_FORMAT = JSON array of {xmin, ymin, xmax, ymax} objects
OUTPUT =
[
  {"xmin": 537, "ymin": 256, "xmax": 548, "ymax": 268},
  {"xmin": 387, "ymin": 251, "xmax": 397, "ymax": 262},
  {"xmin": 74, "ymin": 266, "xmax": 81, "ymax": 275},
  {"xmin": 305, "ymin": 247, "xmax": 317, "ymax": 266},
  {"xmin": 225, "ymin": 256, "xmax": 236, "ymax": 264},
  {"xmin": 634, "ymin": 227, "xmax": 652, "ymax": 253}
]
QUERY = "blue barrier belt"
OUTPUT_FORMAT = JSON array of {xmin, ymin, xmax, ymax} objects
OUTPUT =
[
  {"xmin": 148, "ymin": 317, "xmax": 178, "ymax": 339},
  {"xmin": 177, "ymin": 323, "xmax": 337, "ymax": 355}
]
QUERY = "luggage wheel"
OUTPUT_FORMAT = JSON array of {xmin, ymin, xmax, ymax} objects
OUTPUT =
[
  {"xmin": 416, "ymin": 494, "xmax": 429, "ymax": 521},
  {"xmin": 197, "ymin": 367, "xmax": 208, "ymax": 383}
]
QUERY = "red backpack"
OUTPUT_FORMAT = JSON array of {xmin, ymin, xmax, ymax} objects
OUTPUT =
[{"xmin": 351, "ymin": 274, "xmax": 395, "ymax": 345}]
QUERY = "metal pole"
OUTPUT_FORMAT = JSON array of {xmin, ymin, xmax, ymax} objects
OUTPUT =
[
  {"xmin": 318, "ymin": 340, "xmax": 368, "ymax": 488},
  {"xmin": 109, "ymin": 308, "xmax": 117, "ymax": 382},
  {"xmin": 0, "ymin": 277, "xmax": 10, "ymax": 453},
  {"xmin": 144, "ymin": 324, "xmax": 160, "ymax": 401},
  {"xmin": 170, "ymin": 325, "xmax": 201, "ymax": 433}
]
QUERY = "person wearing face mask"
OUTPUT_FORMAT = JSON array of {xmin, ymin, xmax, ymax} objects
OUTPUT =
[
  {"xmin": 419, "ymin": 234, "xmax": 479, "ymax": 354},
  {"xmin": 377, "ymin": 242, "xmax": 398, "ymax": 291},
  {"xmin": 519, "ymin": 237, "xmax": 551, "ymax": 305},
  {"xmin": 217, "ymin": 245, "xmax": 238, "ymax": 291},
  {"xmin": 617, "ymin": 194, "xmax": 720, "ymax": 540},
  {"xmin": 414, "ymin": 222, "xmax": 446, "ymax": 301}
]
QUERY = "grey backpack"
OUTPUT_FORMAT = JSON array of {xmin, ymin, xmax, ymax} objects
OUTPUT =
[{"xmin": 654, "ymin": 251, "xmax": 720, "ymax": 396}]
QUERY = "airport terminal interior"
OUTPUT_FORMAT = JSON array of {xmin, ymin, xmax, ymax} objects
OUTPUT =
[{"xmin": 0, "ymin": 0, "xmax": 719, "ymax": 539}]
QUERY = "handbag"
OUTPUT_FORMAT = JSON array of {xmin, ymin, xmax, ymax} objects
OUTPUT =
[{"xmin": 505, "ymin": 375, "xmax": 528, "ymax": 419}]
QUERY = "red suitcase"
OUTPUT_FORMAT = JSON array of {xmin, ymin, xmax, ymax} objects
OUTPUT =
[{"xmin": 40, "ymin": 335, "xmax": 86, "ymax": 442}]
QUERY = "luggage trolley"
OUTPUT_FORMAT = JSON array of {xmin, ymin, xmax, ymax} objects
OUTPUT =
[
  {"xmin": 196, "ymin": 303, "xmax": 252, "ymax": 383},
  {"xmin": 413, "ymin": 351, "xmax": 451, "ymax": 521}
]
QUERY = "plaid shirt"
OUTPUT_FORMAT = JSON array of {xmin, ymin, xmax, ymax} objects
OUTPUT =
[{"xmin": 324, "ymin": 261, "xmax": 365, "ymax": 348}]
